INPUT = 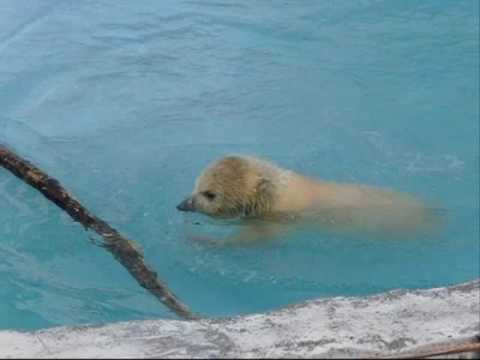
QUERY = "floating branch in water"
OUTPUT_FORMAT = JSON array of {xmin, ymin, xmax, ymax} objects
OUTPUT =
[{"xmin": 0, "ymin": 144, "xmax": 199, "ymax": 321}]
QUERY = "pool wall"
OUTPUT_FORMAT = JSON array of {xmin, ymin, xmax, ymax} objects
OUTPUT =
[{"xmin": 1, "ymin": 279, "xmax": 478, "ymax": 358}]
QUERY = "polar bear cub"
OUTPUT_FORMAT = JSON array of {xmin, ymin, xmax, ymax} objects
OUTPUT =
[{"xmin": 177, "ymin": 155, "xmax": 439, "ymax": 245}]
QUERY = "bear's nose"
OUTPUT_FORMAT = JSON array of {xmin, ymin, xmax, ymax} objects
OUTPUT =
[{"xmin": 177, "ymin": 197, "xmax": 195, "ymax": 212}]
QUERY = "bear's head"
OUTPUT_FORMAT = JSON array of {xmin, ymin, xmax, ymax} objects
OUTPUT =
[{"xmin": 177, "ymin": 155, "xmax": 275, "ymax": 219}]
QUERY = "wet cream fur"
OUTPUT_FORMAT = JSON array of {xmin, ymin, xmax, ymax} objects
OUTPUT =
[{"xmin": 179, "ymin": 155, "xmax": 439, "ymax": 246}]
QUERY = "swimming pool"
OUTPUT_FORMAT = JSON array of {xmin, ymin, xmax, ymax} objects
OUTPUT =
[{"xmin": 0, "ymin": 0, "xmax": 478, "ymax": 331}]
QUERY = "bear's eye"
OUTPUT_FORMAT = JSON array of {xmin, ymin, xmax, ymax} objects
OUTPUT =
[{"xmin": 202, "ymin": 191, "xmax": 216, "ymax": 201}]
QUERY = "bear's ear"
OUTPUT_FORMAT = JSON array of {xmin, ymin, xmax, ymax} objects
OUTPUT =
[
  {"xmin": 256, "ymin": 177, "xmax": 271, "ymax": 194},
  {"xmin": 254, "ymin": 177, "xmax": 274, "ymax": 213},
  {"xmin": 242, "ymin": 176, "xmax": 274, "ymax": 217}
]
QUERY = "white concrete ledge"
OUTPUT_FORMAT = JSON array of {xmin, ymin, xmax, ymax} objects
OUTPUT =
[{"xmin": 1, "ymin": 280, "xmax": 479, "ymax": 358}]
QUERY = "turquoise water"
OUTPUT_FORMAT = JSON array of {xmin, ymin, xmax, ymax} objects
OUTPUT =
[{"xmin": 0, "ymin": 0, "xmax": 478, "ymax": 330}]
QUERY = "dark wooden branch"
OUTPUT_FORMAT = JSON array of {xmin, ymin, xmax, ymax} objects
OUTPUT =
[
  {"xmin": 0, "ymin": 144, "xmax": 199, "ymax": 321},
  {"xmin": 377, "ymin": 335, "xmax": 480, "ymax": 359}
]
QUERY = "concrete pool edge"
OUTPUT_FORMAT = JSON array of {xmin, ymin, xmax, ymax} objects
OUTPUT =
[{"xmin": 1, "ymin": 279, "xmax": 479, "ymax": 358}]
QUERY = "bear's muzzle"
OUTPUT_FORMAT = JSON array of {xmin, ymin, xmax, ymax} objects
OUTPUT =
[{"xmin": 177, "ymin": 197, "xmax": 195, "ymax": 212}]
